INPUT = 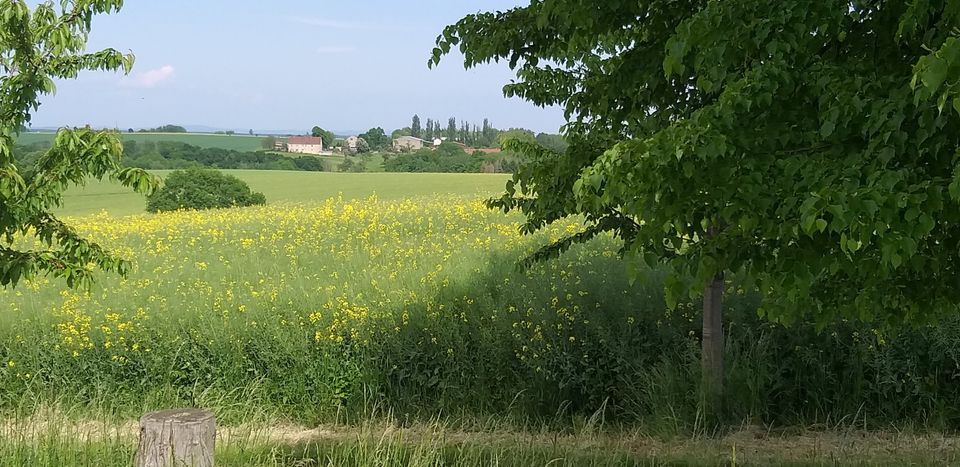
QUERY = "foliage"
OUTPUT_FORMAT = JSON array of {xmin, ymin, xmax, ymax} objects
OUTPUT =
[
  {"xmin": 139, "ymin": 124, "xmax": 186, "ymax": 133},
  {"xmin": 384, "ymin": 143, "xmax": 483, "ymax": 173},
  {"xmin": 261, "ymin": 136, "xmax": 277, "ymax": 150},
  {"xmin": 392, "ymin": 128, "xmax": 412, "ymax": 139},
  {"xmin": 433, "ymin": 1, "xmax": 960, "ymax": 328},
  {"xmin": 497, "ymin": 129, "xmax": 535, "ymax": 147},
  {"xmin": 17, "ymin": 131, "xmax": 270, "ymax": 152},
  {"xmin": 15, "ymin": 140, "xmax": 324, "ymax": 172},
  {"xmin": 338, "ymin": 157, "xmax": 366, "ymax": 173},
  {"xmin": 145, "ymin": 168, "xmax": 266, "ymax": 213},
  {"xmin": 400, "ymin": 115, "xmax": 557, "ymax": 149},
  {"xmin": 311, "ymin": 127, "xmax": 335, "ymax": 149},
  {"xmin": 411, "ymin": 114, "xmax": 422, "ymax": 138},
  {"xmin": 359, "ymin": 127, "xmax": 389, "ymax": 151},
  {"xmin": 535, "ymin": 133, "xmax": 568, "ymax": 154},
  {"xmin": 0, "ymin": 0, "xmax": 158, "ymax": 289},
  {"xmin": 356, "ymin": 137, "xmax": 371, "ymax": 154},
  {"xmin": 7, "ymin": 197, "xmax": 960, "ymax": 431}
]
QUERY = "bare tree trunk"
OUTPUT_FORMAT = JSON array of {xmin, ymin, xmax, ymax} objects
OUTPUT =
[
  {"xmin": 136, "ymin": 409, "xmax": 216, "ymax": 467},
  {"xmin": 702, "ymin": 273, "xmax": 724, "ymax": 398}
]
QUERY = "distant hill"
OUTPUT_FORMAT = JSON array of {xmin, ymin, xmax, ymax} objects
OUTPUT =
[{"xmin": 16, "ymin": 131, "xmax": 269, "ymax": 152}]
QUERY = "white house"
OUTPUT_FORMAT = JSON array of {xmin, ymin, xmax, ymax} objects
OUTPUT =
[{"xmin": 287, "ymin": 136, "xmax": 323, "ymax": 155}]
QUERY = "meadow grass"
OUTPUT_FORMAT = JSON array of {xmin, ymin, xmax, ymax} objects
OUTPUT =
[
  {"xmin": 8, "ymin": 176, "xmax": 960, "ymax": 464},
  {"xmin": 270, "ymin": 151, "xmax": 388, "ymax": 172},
  {"xmin": 3, "ymin": 409, "xmax": 959, "ymax": 466},
  {"xmin": 58, "ymin": 171, "xmax": 510, "ymax": 217},
  {"xmin": 17, "ymin": 131, "xmax": 269, "ymax": 152}
]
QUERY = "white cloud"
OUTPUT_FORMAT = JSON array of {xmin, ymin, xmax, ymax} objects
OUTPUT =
[
  {"xmin": 316, "ymin": 45, "xmax": 356, "ymax": 54},
  {"xmin": 122, "ymin": 65, "xmax": 175, "ymax": 88}
]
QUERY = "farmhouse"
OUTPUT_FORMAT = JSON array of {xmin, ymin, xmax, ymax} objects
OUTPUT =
[
  {"xmin": 393, "ymin": 135, "xmax": 427, "ymax": 151},
  {"xmin": 287, "ymin": 136, "xmax": 323, "ymax": 155}
]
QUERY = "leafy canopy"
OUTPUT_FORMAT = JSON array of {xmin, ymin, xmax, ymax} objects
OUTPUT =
[
  {"xmin": 0, "ymin": 0, "xmax": 158, "ymax": 289},
  {"xmin": 433, "ymin": 1, "xmax": 960, "ymax": 327},
  {"xmin": 311, "ymin": 126, "xmax": 334, "ymax": 149},
  {"xmin": 146, "ymin": 168, "xmax": 266, "ymax": 213}
]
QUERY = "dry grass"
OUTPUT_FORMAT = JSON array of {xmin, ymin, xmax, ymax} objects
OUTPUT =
[{"xmin": 3, "ymin": 410, "xmax": 959, "ymax": 465}]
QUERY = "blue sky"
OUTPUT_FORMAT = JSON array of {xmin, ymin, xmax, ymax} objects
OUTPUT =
[{"xmin": 32, "ymin": 1, "xmax": 566, "ymax": 135}]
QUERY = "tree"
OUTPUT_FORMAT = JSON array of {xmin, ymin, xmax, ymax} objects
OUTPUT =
[
  {"xmin": 356, "ymin": 137, "xmax": 371, "ymax": 154},
  {"xmin": 359, "ymin": 127, "xmax": 388, "ymax": 151},
  {"xmin": 261, "ymin": 136, "xmax": 277, "ymax": 150},
  {"xmin": 0, "ymin": 0, "xmax": 158, "ymax": 290},
  {"xmin": 148, "ymin": 124, "xmax": 186, "ymax": 133},
  {"xmin": 425, "ymin": 118, "xmax": 435, "ymax": 140},
  {"xmin": 311, "ymin": 126, "xmax": 335, "ymax": 149},
  {"xmin": 497, "ymin": 128, "xmax": 535, "ymax": 147},
  {"xmin": 249, "ymin": 129, "xmax": 254, "ymax": 136},
  {"xmin": 535, "ymin": 133, "xmax": 568, "ymax": 154},
  {"xmin": 446, "ymin": 117, "xmax": 457, "ymax": 141},
  {"xmin": 411, "ymin": 115, "xmax": 422, "ymax": 138},
  {"xmin": 433, "ymin": 2, "xmax": 960, "ymax": 400},
  {"xmin": 392, "ymin": 128, "xmax": 413, "ymax": 139},
  {"xmin": 146, "ymin": 168, "xmax": 266, "ymax": 213}
]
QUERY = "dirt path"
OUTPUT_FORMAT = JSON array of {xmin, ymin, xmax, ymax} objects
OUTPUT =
[{"xmin": 3, "ymin": 412, "xmax": 959, "ymax": 465}]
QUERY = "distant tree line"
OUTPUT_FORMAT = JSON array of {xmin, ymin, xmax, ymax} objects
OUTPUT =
[
  {"xmin": 383, "ymin": 142, "xmax": 482, "ymax": 173},
  {"xmin": 392, "ymin": 115, "xmax": 568, "ymax": 152},
  {"xmin": 134, "ymin": 124, "xmax": 187, "ymax": 133},
  {"xmin": 382, "ymin": 141, "xmax": 532, "ymax": 173},
  {"xmin": 13, "ymin": 140, "xmax": 325, "ymax": 172}
]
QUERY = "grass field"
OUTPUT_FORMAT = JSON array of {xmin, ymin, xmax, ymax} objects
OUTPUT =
[
  {"xmin": 59, "ymin": 171, "xmax": 510, "ymax": 217},
  {"xmin": 269, "ymin": 151, "xmax": 388, "ymax": 172},
  {"xmin": 17, "ymin": 131, "xmax": 268, "ymax": 152},
  {"xmin": 4, "ymin": 412, "xmax": 958, "ymax": 466},
  {"xmin": 7, "ymin": 172, "xmax": 960, "ymax": 464}
]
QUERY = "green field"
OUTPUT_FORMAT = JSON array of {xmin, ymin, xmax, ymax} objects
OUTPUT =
[
  {"xmin": 59, "ymin": 171, "xmax": 510, "ymax": 217},
  {"xmin": 17, "ymin": 131, "xmax": 269, "ymax": 152},
  {"xmin": 6, "ymin": 172, "xmax": 960, "ymax": 465},
  {"xmin": 269, "ymin": 151, "xmax": 387, "ymax": 172}
]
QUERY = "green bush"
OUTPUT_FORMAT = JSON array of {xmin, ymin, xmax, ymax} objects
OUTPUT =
[
  {"xmin": 384, "ymin": 142, "xmax": 482, "ymax": 173},
  {"xmin": 146, "ymin": 168, "xmax": 266, "ymax": 213}
]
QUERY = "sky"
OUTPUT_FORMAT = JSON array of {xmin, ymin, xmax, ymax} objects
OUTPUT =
[{"xmin": 31, "ymin": 1, "xmax": 567, "ymax": 135}]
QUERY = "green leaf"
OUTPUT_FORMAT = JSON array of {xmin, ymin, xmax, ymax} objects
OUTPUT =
[
  {"xmin": 815, "ymin": 218, "xmax": 828, "ymax": 233},
  {"xmin": 820, "ymin": 119, "xmax": 836, "ymax": 139},
  {"xmin": 920, "ymin": 57, "xmax": 948, "ymax": 93}
]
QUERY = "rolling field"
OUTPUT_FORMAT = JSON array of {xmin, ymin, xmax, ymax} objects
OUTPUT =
[
  {"xmin": 17, "ymin": 131, "xmax": 268, "ymax": 152},
  {"xmin": 6, "ymin": 173, "xmax": 958, "ymax": 465},
  {"xmin": 59, "ymin": 171, "xmax": 510, "ymax": 217},
  {"xmin": 269, "ymin": 151, "xmax": 388, "ymax": 172},
  {"xmin": 1, "ymin": 183, "xmax": 660, "ymax": 428}
]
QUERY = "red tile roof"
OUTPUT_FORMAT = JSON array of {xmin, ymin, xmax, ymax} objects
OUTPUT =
[{"xmin": 288, "ymin": 136, "xmax": 322, "ymax": 145}]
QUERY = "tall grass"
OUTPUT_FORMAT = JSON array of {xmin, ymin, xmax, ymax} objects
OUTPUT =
[{"xmin": 2, "ymin": 196, "xmax": 960, "ymax": 437}]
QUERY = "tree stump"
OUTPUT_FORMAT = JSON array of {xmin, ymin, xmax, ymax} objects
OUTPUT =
[{"xmin": 136, "ymin": 409, "xmax": 216, "ymax": 467}]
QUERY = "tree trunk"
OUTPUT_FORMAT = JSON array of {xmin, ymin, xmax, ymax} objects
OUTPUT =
[
  {"xmin": 702, "ymin": 273, "xmax": 724, "ymax": 398},
  {"xmin": 136, "ymin": 409, "xmax": 216, "ymax": 467}
]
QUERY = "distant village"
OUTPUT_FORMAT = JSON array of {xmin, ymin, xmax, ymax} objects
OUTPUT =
[
  {"xmin": 277, "ymin": 134, "xmax": 502, "ymax": 156},
  {"xmin": 265, "ymin": 115, "xmax": 563, "ymax": 158}
]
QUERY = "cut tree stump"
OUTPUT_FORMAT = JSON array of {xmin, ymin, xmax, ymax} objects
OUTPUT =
[{"xmin": 136, "ymin": 409, "xmax": 216, "ymax": 467}]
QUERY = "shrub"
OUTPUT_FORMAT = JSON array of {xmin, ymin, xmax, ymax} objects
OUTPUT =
[
  {"xmin": 146, "ymin": 168, "xmax": 266, "ymax": 213},
  {"xmin": 383, "ymin": 142, "xmax": 482, "ymax": 173}
]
